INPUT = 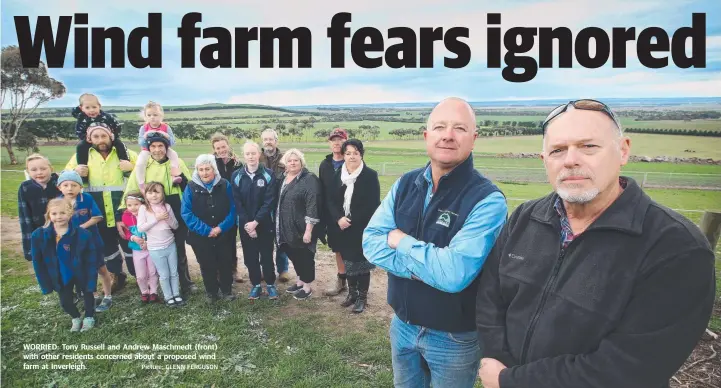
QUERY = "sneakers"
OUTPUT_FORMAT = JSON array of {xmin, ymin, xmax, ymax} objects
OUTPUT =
[
  {"xmin": 95, "ymin": 297, "xmax": 112, "ymax": 312},
  {"xmin": 70, "ymin": 318, "xmax": 82, "ymax": 332},
  {"xmin": 80, "ymin": 317, "xmax": 95, "ymax": 332},
  {"xmin": 166, "ymin": 298, "xmax": 178, "ymax": 308},
  {"xmin": 149, "ymin": 293, "xmax": 159, "ymax": 303},
  {"xmin": 248, "ymin": 285, "xmax": 262, "ymax": 300},
  {"xmin": 293, "ymin": 288, "xmax": 312, "ymax": 300},
  {"xmin": 174, "ymin": 297, "xmax": 187, "ymax": 306},
  {"xmin": 286, "ymin": 284, "xmax": 303, "ymax": 294},
  {"xmin": 141, "ymin": 294, "xmax": 150, "ymax": 304},
  {"xmin": 266, "ymin": 285, "xmax": 279, "ymax": 300},
  {"xmin": 277, "ymin": 272, "xmax": 290, "ymax": 283}
]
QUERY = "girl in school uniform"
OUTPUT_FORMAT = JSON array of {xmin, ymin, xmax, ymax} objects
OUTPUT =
[
  {"xmin": 30, "ymin": 198, "xmax": 99, "ymax": 332},
  {"xmin": 56, "ymin": 170, "xmax": 114, "ymax": 312}
]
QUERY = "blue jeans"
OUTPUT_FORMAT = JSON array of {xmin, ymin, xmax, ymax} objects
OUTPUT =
[
  {"xmin": 148, "ymin": 244, "xmax": 180, "ymax": 301},
  {"xmin": 390, "ymin": 314, "xmax": 482, "ymax": 388},
  {"xmin": 275, "ymin": 249, "xmax": 288, "ymax": 274}
]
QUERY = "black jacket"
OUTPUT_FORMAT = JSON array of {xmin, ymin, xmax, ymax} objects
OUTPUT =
[
  {"xmin": 317, "ymin": 154, "xmax": 344, "ymax": 242},
  {"xmin": 231, "ymin": 165, "xmax": 277, "ymax": 233},
  {"xmin": 215, "ymin": 156, "xmax": 243, "ymax": 182},
  {"xmin": 275, "ymin": 168, "xmax": 321, "ymax": 252},
  {"xmin": 475, "ymin": 177, "xmax": 716, "ymax": 388},
  {"xmin": 326, "ymin": 164, "xmax": 381, "ymax": 262}
]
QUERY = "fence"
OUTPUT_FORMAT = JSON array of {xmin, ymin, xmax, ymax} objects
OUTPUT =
[{"xmin": 304, "ymin": 162, "xmax": 721, "ymax": 191}]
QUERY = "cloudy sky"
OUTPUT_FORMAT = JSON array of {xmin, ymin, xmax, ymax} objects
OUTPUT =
[{"xmin": 2, "ymin": 0, "xmax": 719, "ymax": 107}]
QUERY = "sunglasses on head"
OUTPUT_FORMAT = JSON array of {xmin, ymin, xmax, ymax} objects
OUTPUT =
[{"xmin": 541, "ymin": 99, "xmax": 621, "ymax": 135}]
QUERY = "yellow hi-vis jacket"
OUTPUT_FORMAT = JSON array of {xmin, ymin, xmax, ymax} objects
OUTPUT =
[
  {"xmin": 117, "ymin": 156, "xmax": 192, "ymax": 214},
  {"xmin": 65, "ymin": 148, "xmax": 138, "ymax": 227}
]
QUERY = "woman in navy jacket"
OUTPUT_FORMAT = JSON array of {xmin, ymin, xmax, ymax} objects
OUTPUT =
[
  {"xmin": 231, "ymin": 141, "xmax": 278, "ymax": 300},
  {"xmin": 31, "ymin": 198, "xmax": 99, "ymax": 332},
  {"xmin": 181, "ymin": 154, "xmax": 237, "ymax": 303}
]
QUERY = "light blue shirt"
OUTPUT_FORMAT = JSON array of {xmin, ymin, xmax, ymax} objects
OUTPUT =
[{"xmin": 362, "ymin": 166, "xmax": 508, "ymax": 293}]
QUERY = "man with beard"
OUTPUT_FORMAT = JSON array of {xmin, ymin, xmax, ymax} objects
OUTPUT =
[
  {"xmin": 117, "ymin": 134, "xmax": 197, "ymax": 298},
  {"xmin": 475, "ymin": 99, "xmax": 716, "ymax": 388},
  {"xmin": 65, "ymin": 123, "xmax": 138, "ymax": 310},
  {"xmin": 259, "ymin": 129, "xmax": 290, "ymax": 283}
]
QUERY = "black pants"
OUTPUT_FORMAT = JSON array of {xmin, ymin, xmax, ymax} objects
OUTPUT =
[
  {"xmin": 285, "ymin": 246, "xmax": 315, "ymax": 283},
  {"xmin": 349, "ymin": 272, "xmax": 371, "ymax": 294},
  {"xmin": 76, "ymin": 138, "xmax": 129, "ymax": 165},
  {"xmin": 173, "ymin": 223, "xmax": 193, "ymax": 292},
  {"xmin": 58, "ymin": 281, "xmax": 95, "ymax": 319},
  {"xmin": 192, "ymin": 239, "xmax": 234, "ymax": 295},
  {"xmin": 240, "ymin": 228, "xmax": 275, "ymax": 286}
]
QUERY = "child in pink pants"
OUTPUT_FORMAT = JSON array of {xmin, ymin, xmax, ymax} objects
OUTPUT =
[{"xmin": 121, "ymin": 193, "xmax": 159, "ymax": 303}]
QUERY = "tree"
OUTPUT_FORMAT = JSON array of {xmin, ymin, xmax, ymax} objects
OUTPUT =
[
  {"xmin": 15, "ymin": 129, "xmax": 39, "ymax": 155},
  {"xmin": 1, "ymin": 45, "xmax": 66, "ymax": 164}
]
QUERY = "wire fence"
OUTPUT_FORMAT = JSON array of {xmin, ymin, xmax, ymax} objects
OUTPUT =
[{"xmin": 302, "ymin": 162, "xmax": 721, "ymax": 191}]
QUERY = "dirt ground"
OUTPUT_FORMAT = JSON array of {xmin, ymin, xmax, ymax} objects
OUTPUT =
[
  {"xmin": 3, "ymin": 215, "xmax": 719, "ymax": 384},
  {"xmin": 0, "ymin": 215, "xmax": 394, "ymax": 322}
]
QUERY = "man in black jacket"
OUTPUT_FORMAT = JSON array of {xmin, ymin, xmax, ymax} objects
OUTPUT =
[
  {"xmin": 319, "ymin": 128, "xmax": 349, "ymax": 296},
  {"xmin": 475, "ymin": 99, "xmax": 716, "ymax": 388}
]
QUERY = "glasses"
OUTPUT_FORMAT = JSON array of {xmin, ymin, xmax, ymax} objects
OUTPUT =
[{"xmin": 541, "ymin": 99, "xmax": 621, "ymax": 135}]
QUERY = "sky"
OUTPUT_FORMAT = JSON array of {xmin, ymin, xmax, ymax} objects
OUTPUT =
[{"xmin": 1, "ymin": 0, "xmax": 720, "ymax": 107}]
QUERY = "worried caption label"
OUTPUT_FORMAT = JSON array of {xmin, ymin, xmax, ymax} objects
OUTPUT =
[{"xmin": 21, "ymin": 343, "xmax": 219, "ymax": 371}]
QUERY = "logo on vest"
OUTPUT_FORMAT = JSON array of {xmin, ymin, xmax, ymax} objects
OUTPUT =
[
  {"xmin": 257, "ymin": 180, "xmax": 265, "ymax": 187},
  {"xmin": 436, "ymin": 211, "xmax": 452, "ymax": 227},
  {"xmin": 77, "ymin": 209, "xmax": 89, "ymax": 216},
  {"xmin": 63, "ymin": 244, "xmax": 71, "ymax": 252}
]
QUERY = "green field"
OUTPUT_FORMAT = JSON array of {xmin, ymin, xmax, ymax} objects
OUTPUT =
[{"xmin": 2, "ymin": 103, "xmax": 719, "ymax": 385}]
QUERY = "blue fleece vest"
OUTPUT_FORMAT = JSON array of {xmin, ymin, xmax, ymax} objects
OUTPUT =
[{"xmin": 390, "ymin": 155, "xmax": 501, "ymax": 332}]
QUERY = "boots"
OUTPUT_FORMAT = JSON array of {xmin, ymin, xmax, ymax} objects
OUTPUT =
[
  {"xmin": 352, "ymin": 290, "xmax": 367, "ymax": 313},
  {"xmin": 323, "ymin": 273, "xmax": 347, "ymax": 296},
  {"xmin": 352, "ymin": 273, "xmax": 370, "ymax": 313},
  {"xmin": 340, "ymin": 276, "xmax": 358, "ymax": 307}
]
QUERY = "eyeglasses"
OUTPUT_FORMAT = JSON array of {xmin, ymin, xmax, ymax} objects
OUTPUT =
[{"xmin": 541, "ymin": 99, "xmax": 621, "ymax": 135}]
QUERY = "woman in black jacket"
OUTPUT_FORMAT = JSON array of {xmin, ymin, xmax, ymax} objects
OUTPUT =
[
  {"xmin": 275, "ymin": 148, "xmax": 321, "ymax": 300},
  {"xmin": 327, "ymin": 139, "xmax": 380, "ymax": 313}
]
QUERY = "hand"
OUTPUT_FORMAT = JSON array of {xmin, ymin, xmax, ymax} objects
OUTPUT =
[
  {"xmin": 118, "ymin": 160, "xmax": 133, "ymax": 172},
  {"xmin": 156, "ymin": 211, "xmax": 169, "ymax": 221},
  {"xmin": 116, "ymin": 221, "xmax": 128, "ymax": 236},
  {"xmin": 387, "ymin": 229, "xmax": 407, "ymax": 249},
  {"xmin": 478, "ymin": 358, "xmax": 506, "ymax": 388},
  {"xmin": 140, "ymin": 241, "xmax": 147, "ymax": 250},
  {"xmin": 248, "ymin": 229, "xmax": 258, "ymax": 239},
  {"xmin": 75, "ymin": 165, "xmax": 89, "ymax": 177},
  {"xmin": 208, "ymin": 226, "xmax": 221, "ymax": 238},
  {"xmin": 338, "ymin": 217, "xmax": 352, "ymax": 230},
  {"xmin": 303, "ymin": 231, "xmax": 312, "ymax": 244},
  {"xmin": 244, "ymin": 221, "xmax": 258, "ymax": 234}
]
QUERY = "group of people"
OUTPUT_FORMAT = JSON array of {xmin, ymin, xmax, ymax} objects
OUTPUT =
[
  {"xmin": 18, "ymin": 95, "xmax": 717, "ymax": 387},
  {"xmin": 19, "ymin": 95, "xmax": 381, "ymax": 331}
]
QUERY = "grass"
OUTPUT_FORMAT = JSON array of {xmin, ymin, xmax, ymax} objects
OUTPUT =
[{"xmin": 0, "ymin": 249, "xmax": 394, "ymax": 387}]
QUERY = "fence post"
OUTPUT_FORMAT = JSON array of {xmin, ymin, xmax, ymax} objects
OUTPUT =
[
  {"xmin": 642, "ymin": 172, "xmax": 648, "ymax": 188},
  {"xmin": 700, "ymin": 211, "xmax": 721, "ymax": 252}
]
